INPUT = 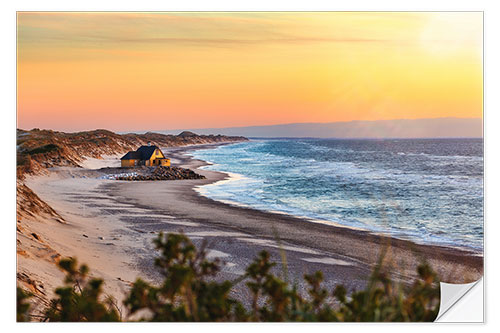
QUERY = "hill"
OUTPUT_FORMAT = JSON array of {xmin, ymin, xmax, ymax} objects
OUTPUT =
[
  {"xmin": 16, "ymin": 128, "xmax": 247, "ymax": 178},
  {"xmin": 159, "ymin": 117, "xmax": 483, "ymax": 138}
]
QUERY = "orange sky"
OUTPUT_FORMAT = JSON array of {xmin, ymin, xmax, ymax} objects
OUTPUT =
[{"xmin": 17, "ymin": 12, "xmax": 483, "ymax": 132}]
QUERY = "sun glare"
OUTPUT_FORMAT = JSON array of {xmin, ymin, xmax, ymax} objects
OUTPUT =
[{"xmin": 419, "ymin": 12, "xmax": 482, "ymax": 58}]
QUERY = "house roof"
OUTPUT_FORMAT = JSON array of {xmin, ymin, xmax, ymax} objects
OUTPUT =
[
  {"xmin": 121, "ymin": 151, "xmax": 141, "ymax": 160},
  {"xmin": 121, "ymin": 145, "xmax": 161, "ymax": 160},
  {"xmin": 136, "ymin": 145, "xmax": 158, "ymax": 160}
]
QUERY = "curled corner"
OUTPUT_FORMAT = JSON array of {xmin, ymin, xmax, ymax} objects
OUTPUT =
[{"xmin": 435, "ymin": 278, "xmax": 484, "ymax": 322}]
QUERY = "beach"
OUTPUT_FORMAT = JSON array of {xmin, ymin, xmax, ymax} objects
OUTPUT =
[{"xmin": 19, "ymin": 142, "xmax": 483, "ymax": 311}]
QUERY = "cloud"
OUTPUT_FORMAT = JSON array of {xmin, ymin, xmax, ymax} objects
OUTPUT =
[
  {"xmin": 102, "ymin": 36, "xmax": 384, "ymax": 46},
  {"xmin": 18, "ymin": 12, "xmax": 389, "ymax": 51}
]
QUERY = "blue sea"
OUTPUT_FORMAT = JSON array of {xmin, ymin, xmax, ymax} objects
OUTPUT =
[{"xmin": 190, "ymin": 139, "xmax": 483, "ymax": 252}]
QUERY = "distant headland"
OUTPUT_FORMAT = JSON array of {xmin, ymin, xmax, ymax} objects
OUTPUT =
[{"xmin": 157, "ymin": 117, "xmax": 483, "ymax": 139}]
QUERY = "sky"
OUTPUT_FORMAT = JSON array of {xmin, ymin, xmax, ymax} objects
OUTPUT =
[{"xmin": 17, "ymin": 12, "xmax": 483, "ymax": 132}]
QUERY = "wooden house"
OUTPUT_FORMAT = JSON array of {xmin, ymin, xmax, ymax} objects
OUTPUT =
[{"xmin": 120, "ymin": 144, "xmax": 170, "ymax": 167}]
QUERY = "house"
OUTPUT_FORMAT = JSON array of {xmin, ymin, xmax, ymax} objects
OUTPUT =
[{"xmin": 120, "ymin": 144, "xmax": 171, "ymax": 167}]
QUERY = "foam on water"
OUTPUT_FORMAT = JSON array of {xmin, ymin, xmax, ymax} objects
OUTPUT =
[{"xmin": 191, "ymin": 139, "xmax": 483, "ymax": 252}]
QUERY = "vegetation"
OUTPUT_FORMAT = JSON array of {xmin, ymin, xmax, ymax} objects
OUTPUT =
[
  {"xmin": 44, "ymin": 258, "xmax": 121, "ymax": 321},
  {"xmin": 25, "ymin": 143, "xmax": 61, "ymax": 156},
  {"xmin": 15, "ymin": 128, "xmax": 247, "ymax": 178},
  {"xmin": 17, "ymin": 232, "xmax": 440, "ymax": 322},
  {"xmin": 16, "ymin": 153, "xmax": 29, "ymax": 167},
  {"xmin": 16, "ymin": 287, "xmax": 32, "ymax": 322}
]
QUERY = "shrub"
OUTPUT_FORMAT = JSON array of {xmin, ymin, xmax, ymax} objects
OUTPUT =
[
  {"xmin": 16, "ymin": 287, "xmax": 32, "ymax": 322},
  {"xmin": 44, "ymin": 258, "xmax": 120, "ymax": 322},
  {"xmin": 332, "ymin": 261, "xmax": 440, "ymax": 321},
  {"xmin": 124, "ymin": 233, "xmax": 242, "ymax": 321},
  {"xmin": 25, "ymin": 144, "xmax": 60, "ymax": 156},
  {"xmin": 29, "ymin": 232, "xmax": 440, "ymax": 322}
]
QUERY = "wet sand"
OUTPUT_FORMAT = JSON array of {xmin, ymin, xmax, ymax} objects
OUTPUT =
[{"xmin": 107, "ymin": 144, "xmax": 483, "ymax": 285}]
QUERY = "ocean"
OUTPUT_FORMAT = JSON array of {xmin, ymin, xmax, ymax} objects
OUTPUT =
[{"xmin": 190, "ymin": 138, "xmax": 483, "ymax": 252}]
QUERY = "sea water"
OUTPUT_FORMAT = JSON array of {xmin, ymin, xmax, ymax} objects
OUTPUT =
[{"xmin": 190, "ymin": 139, "xmax": 483, "ymax": 252}]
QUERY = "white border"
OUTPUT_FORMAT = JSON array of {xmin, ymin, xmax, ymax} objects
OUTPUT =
[{"xmin": 3, "ymin": 0, "xmax": 498, "ymax": 331}]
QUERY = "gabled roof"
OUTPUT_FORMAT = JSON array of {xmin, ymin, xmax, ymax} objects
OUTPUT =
[
  {"xmin": 121, "ymin": 145, "xmax": 162, "ymax": 160},
  {"xmin": 136, "ymin": 145, "xmax": 158, "ymax": 160}
]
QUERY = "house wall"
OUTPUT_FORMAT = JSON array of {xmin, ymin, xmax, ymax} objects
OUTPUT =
[
  {"xmin": 148, "ymin": 148, "xmax": 170, "ymax": 166},
  {"xmin": 152, "ymin": 158, "xmax": 170, "ymax": 166},
  {"xmin": 121, "ymin": 159, "xmax": 136, "ymax": 167},
  {"xmin": 154, "ymin": 148, "xmax": 165, "ymax": 159}
]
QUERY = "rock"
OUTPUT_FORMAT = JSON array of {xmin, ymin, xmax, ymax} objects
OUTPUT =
[{"xmin": 112, "ymin": 166, "xmax": 206, "ymax": 181}]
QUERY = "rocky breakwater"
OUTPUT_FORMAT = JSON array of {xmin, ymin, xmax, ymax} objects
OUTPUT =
[{"xmin": 115, "ymin": 166, "xmax": 206, "ymax": 181}]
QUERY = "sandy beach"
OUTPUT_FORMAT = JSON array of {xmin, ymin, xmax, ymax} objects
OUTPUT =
[{"xmin": 19, "ymin": 142, "xmax": 483, "ymax": 312}]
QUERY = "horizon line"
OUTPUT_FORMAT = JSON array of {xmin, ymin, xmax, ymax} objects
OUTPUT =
[
  {"xmin": 17, "ymin": 116, "xmax": 483, "ymax": 135},
  {"xmin": 124, "ymin": 116, "xmax": 484, "ymax": 135}
]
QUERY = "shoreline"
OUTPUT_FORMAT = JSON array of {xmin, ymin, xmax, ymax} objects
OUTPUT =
[
  {"xmin": 193, "ymin": 168, "xmax": 483, "ymax": 256},
  {"xmin": 106, "ymin": 143, "xmax": 483, "ymax": 283},
  {"xmin": 19, "ymin": 141, "xmax": 483, "ymax": 314},
  {"xmin": 187, "ymin": 144, "xmax": 483, "ymax": 258}
]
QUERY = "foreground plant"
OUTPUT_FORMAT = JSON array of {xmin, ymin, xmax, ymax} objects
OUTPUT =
[
  {"xmin": 124, "ymin": 233, "xmax": 244, "ymax": 321},
  {"xmin": 333, "ymin": 262, "xmax": 440, "ymax": 321},
  {"xmin": 19, "ymin": 232, "xmax": 440, "ymax": 322},
  {"xmin": 44, "ymin": 258, "xmax": 120, "ymax": 321},
  {"xmin": 17, "ymin": 287, "xmax": 32, "ymax": 322}
]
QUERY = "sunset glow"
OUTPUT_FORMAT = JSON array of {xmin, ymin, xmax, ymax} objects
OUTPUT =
[{"xmin": 17, "ymin": 12, "xmax": 483, "ymax": 132}]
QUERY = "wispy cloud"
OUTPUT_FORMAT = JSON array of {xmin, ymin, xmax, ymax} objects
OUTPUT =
[
  {"xmin": 18, "ymin": 12, "xmax": 390, "ymax": 52},
  {"xmin": 56, "ymin": 36, "xmax": 386, "ymax": 48}
]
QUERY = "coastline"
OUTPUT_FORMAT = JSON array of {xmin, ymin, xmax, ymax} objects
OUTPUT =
[
  {"xmin": 19, "ymin": 141, "xmax": 483, "ymax": 314},
  {"xmin": 189, "ymin": 140, "xmax": 484, "ymax": 254},
  {"xmin": 194, "ymin": 167, "xmax": 483, "ymax": 256},
  {"xmin": 107, "ymin": 143, "xmax": 483, "ymax": 283}
]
